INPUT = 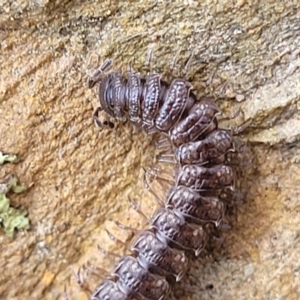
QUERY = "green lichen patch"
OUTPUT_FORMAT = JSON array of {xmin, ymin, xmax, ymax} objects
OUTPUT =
[
  {"xmin": 0, "ymin": 152, "xmax": 19, "ymax": 165},
  {"xmin": 0, "ymin": 176, "xmax": 30, "ymax": 237},
  {"xmin": 0, "ymin": 152, "xmax": 30, "ymax": 238}
]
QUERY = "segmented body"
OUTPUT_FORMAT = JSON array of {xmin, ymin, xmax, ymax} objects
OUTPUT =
[
  {"xmin": 174, "ymin": 129, "xmax": 234, "ymax": 165},
  {"xmin": 88, "ymin": 59, "xmax": 235, "ymax": 300}
]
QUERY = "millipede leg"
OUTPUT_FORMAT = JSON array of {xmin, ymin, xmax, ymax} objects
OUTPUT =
[
  {"xmin": 93, "ymin": 107, "xmax": 103, "ymax": 128},
  {"xmin": 105, "ymin": 229, "xmax": 131, "ymax": 251},
  {"xmin": 128, "ymin": 197, "xmax": 150, "ymax": 222},
  {"xmin": 155, "ymin": 137, "xmax": 171, "ymax": 149},
  {"xmin": 170, "ymin": 49, "xmax": 180, "ymax": 72},
  {"xmin": 227, "ymin": 140, "xmax": 253, "ymax": 168},
  {"xmin": 159, "ymin": 153, "xmax": 174, "ymax": 158},
  {"xmin": 164, "ymin": 49, "xmax": 181, "ymax": 81},
  {"xmin": 97, "ymin": 244, "xmax": 122, "ymax": 259},
  {"xmin": 88, "ymin": 59, "xmax": 112, "ymax": 88},
  {"xmin": 80, "ymin": 262, "xmax": 109, "ymax": 284},
  {"xmin": 62, "ymin": 285, "xmax": 69, "ymax": 300},
  {"xmin": 72, "ymin": 267, "xmax": 92, "ymax": 294},
  {"xmin": 181, "ymin": 49, "xmax": 195, "ymax": 77},
  {"xmin": 144, "ymin": 167, "xmax": 175, "ymax": 196},
  {"xmin": 85, "ymin": 261, "xmax": 110, "ymax": 279},
  {"xmin": 144, "ymin": 166, "xmax": 175, "ymax": 185},
  {"xmin": 115, "ymin": 221, "xmax": 139, "ymax": 233},
  {"xmin": 206, "ymin": 68, "xmax": 216, "ymax": 87},
  {"xmin": 219, "ymin": 107, "xmax": 242, "ymax": 122},
  {"xmin": 144, "ymin": 46, "xmax": 155, "ymax": 74},
  {"xmin": 219, "ymin": 108, "xmax": 252, "ymax": 135},
  {"xmin": 143, "ymin": 124, "xmax": 159, "ymax": 135},
  {"xmin": 143, "ymin": 172, "xmax": 165, "ymax": 206},
  {"xmin": 157, "ymin": 152, "xmax": 176, "ymax": 164},
  {"xmin": 232, "ymin": 118, "xmax": 252, "ymax": 135}
]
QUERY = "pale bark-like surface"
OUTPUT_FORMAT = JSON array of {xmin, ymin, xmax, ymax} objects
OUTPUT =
[{"xmin": 1, "ymin": 0, "xmax": 300, "ymax": 299}]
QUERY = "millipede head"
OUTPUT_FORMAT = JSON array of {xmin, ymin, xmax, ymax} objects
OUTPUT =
[{"xmin": 89, "ymin": 59, "xmax": 121, "ymax": 130}]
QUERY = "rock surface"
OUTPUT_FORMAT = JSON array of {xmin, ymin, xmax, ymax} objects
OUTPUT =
[{"xmin": 0, "ymin": 0, "xmax": 300, "ymax": 299}]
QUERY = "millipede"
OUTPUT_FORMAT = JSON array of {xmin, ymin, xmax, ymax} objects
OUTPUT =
[{"xmin": 82, "ymin": 51, "xmax": 247, "ymax": 300}]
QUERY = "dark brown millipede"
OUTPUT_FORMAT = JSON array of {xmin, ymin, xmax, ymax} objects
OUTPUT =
[{"xmin": 85, "ymin": 53, "xmax": 241, "ymax": 300}]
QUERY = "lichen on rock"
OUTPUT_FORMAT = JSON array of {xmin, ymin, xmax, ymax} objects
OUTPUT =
[{"xmin": 0, "ymin": 152, "xmax": 30, "ymax": 237}]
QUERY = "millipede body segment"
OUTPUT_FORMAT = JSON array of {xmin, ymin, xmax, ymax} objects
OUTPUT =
[{"xmin": 88, "ymin": 57, "xmax": 237, "ymax": 300}]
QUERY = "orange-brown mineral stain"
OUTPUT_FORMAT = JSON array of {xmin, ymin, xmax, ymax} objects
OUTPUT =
[{"xmin": 41, "ymin": 270, "xmax": 55, "ymax": 286}]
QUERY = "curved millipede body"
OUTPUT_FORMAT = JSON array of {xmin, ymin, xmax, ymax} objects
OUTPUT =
[{"xmin": 87, "ymin": 56, "xmax": 239, "ymax": 300}]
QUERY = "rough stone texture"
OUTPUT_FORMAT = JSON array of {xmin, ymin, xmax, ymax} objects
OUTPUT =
[{"xmin": 1, "ymin": 0, "xmax": 300, "ymax": 299}]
